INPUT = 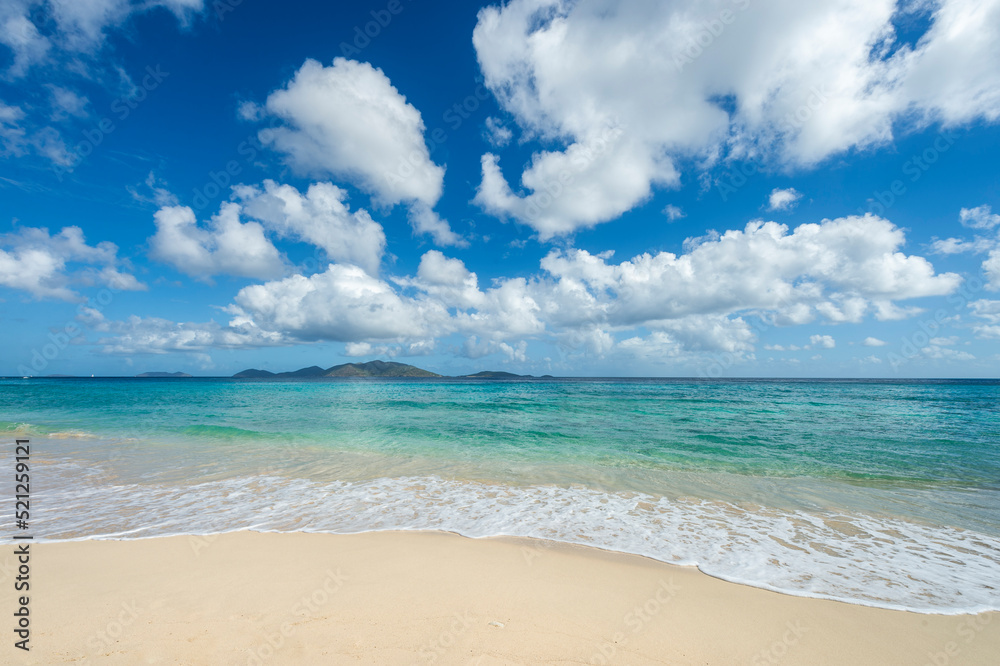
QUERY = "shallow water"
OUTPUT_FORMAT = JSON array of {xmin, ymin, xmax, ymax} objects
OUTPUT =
[{"xmin": 2, "ymin": 377, "xmax": 998, "ymax": 612}]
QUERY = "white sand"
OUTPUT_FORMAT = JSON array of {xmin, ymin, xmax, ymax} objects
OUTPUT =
[{"xmin": 4, "ymin": 530, "xmax": 997, "ymax": 664}]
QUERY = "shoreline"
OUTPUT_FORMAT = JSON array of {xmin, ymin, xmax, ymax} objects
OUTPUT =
[
  {"xmin": 6, "ymin": 530, "xmax": 997, "ymax": 664},
  {"xmin": 28, "ymin": 527, "xmax": 1000, "ymax": 617}
]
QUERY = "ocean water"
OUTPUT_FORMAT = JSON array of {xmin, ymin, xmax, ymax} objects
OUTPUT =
[{"xmin": 1, "ymin": 377, "xmax": 998, "ymax": 613}]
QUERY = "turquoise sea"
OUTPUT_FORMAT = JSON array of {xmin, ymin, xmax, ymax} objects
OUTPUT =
[{"xmin": 2, "ymin": 377, "xmax": 999, "ymax": 613}]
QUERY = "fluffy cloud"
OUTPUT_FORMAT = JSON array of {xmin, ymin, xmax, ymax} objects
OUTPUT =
[
  {"xmin": 131, "ymin": 213, "xmax": 960, "ymax": 369},
  {"xmin": 862, "ymin": 336, "xmax": 887, "ymax": 347},
  {"xmin": 342, "ymin": 340, "xmax": 436, "ymax": 358},
  {"xmin": 237, "ymin": 180, "xmax": 387, "ymax": 276},
  {"xmin": 898, "ymin": 0, "xmax": 1000, "ymax": 128},
  {"xmin": 619, "ymin": 318, "xmax": 756, "ymax": 363},
  {"xmin": 148, "ymin": 204, "xmax": 285, "ymax": 281},
  {"xmin": 0, "ymin": 101, "xmax": 26, "ymax": 156},
  {"xmin": 475, "ymin": 126, "xmax": 658, "ymax": 239},
  {"xmin": 0, "ymin": 225, "xmax": 145, "ymax": 300},
  {"xmin": 960, "ymin": 205, "xmax": 1000, "ymax": 230},
  {"xmin": 407, "ymin": 203, "xmax": 465, "ymax": 247},
  {"xmin": 0, "ymin": 1, "xmax": 203, "ymax": 171},
  {"xmin": 929, "ymin": 237, "xmax": 987, "ymax": 255},
  {"xmin": 537, "ymin": 215, "xmax": 960, "ymax": 328},
  {"xmin": 94, "ymin": 313, "xmax": 286, "ymax": 355},
  {"xmin": 767, "ymin": 188, "xmax": 802, "ymax": 211},
  {"xmin": 232, "ymin": 264, "xmax": 448, "ymax": 342},
  {"xmin": 412, "ymin": 250, "xmax": 487, "ymax": 310},
  {"xmin": 654, "ymin": 315, "xmax": 756, "ymax": 353},
  {"xmin": 920, "ymin": 344, "xmax": 974, "ymax": 361},
  {"xmin": 150, "ymin": 180, "xmax": 401, "ymax": 280},
  {"xmin": 663, "ymin": 204, "xmax": 685, "ymax": 221},
  {"xmin": 254, "ymin": 58, "xmax": 460, "ymax": 244},
  {"xmin": 472, "ymin": 0, "xmax": 1000, "ymax": 236},
  {"xmin": 934, "ymin": 205, "xmax": 1000, "ymax": 288},
  {"xmin": 0, "ymin": 99, "xmax": 76, "ymax": 166},
  {"xmin": 484, "ymin": 116, "xmax": 512, "ymax": 147},
  {"xmin": 970, "ymin": 299, "xmax": 1000, "ymax": 338},
  {"xmin": 47, "ymin": 85, "xmax": 89, "ymax": 120},
  {"xmin": 227, "ymin": 253, "xmax": 547, "ymax": 348},
  {"xmin": 0, "ymin": 7, "xmax": 50, "ymax": 78},
  {"xmin": 0, "ymin": 0, "xmax": 203, "ymax": 75},
  {"xmin": 963, "ymin": 206, "xmax": 1000, "ymax": 290},
  {"xmin": 985, "ymin": 249, "xmax": 1000, "ymax": 290},
  {"xmin": 128, "ymin": 171, "xmax": 179, "ymax": 208},
  {"xmin": 809, "ymin": 334, "xmax": 836, "ymax": 349}
]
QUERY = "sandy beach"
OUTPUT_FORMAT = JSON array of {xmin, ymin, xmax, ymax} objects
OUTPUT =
[{"xmin": 4, "ymin": 530, "xmax": 996, "ymax": 665}]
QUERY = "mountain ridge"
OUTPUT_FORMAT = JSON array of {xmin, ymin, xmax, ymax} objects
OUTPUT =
[
  {"xmin": 232, "ymin": 360, "xmax": 441, "ymax": 379},
  {"xmin": 232, "ymin": 361, "xmax": 546, "ymax": 379},
  {"xmin": 136, "ymin": 371, "xmax": 193, "ymax": 378}
]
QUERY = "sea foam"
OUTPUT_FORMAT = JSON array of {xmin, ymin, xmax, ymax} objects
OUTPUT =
[{"xmin": 11, "ymin": 465, "xmax": 1000, "ymax": 615}]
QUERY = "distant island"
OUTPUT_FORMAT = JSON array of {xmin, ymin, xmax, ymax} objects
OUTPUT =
[
  {"xmin": 461, "ymin": 371, "xmax": 525, "ymax": 379},
  {"xmin": 12, "ymin": 363, "xmax": 554, "ymax": 379},
  {"xmin": 136, "ymin": 371, "xmax": 193, "ymax": 378},
  {"xmin": 232, "ymin": 360, "xmax": 552, "ymax": 380},
  {"xmin": 234, "ymin": 360, "xmax": 439, "ymax": 379}
]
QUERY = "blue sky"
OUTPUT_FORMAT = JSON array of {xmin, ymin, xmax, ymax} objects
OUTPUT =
[{"xmin": 1, "ymin": 0, "xmax": 999, "ymax": 377}]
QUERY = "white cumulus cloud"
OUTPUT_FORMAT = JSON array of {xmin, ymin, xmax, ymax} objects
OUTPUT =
[
  {"xmin": 125, "ymin": 213, "xmax": 963, "ymax": 370},
  {"xmin": 0, "ymin": 225, "xmax": 145, "ymax": 301},
  {"xmin": 484, "ymin": 116, "xmax": 512, "ymax": 147},
  {"xmin": 95, "ymin": 313, "xmax": 286, "ymax": 355},
  {"xmin": 970, "ymin": 299, "xmax": 1000, "ymax": 338},
  {"xmin": 809, "ymin": 334, "xmax": 836, "ymax": 349},
  {"xmin": 471, "ymin": 0, "xmax": 1000, "ymax": 237},
  {"xmin": 237, "ymin": 180, "xmax": 387, "ymax": 276},
  {"xmin": 148, "ymin": 203, "xmax": 285, "ymax": 281},
  {"xmin": 663, "ymin": 204, "xmax": 685, "ymax": 221},
  {"xmin": 537, "ymin": 215, "xmax": 960, "ymax": 328},
  {"xmin": 767, "ymin": 188, "xmax": 802, "ymax": 211},
  {"xmin": 960, "ymin": 205, "xmax": 1000, "ymax": 230},
  {"xmin": 232, "ymin": 263, "xmax": 449, "ymax": 343},
  {"xmin": 255, "ymin": 58, "xmax": 460, "ymax": 245}
]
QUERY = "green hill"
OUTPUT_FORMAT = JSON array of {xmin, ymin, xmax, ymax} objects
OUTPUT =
[
  {"xmin": 232, "ymin": 369, "xmax": 277, "ymax": 378},
  {"xmin": 460, "ymin": 371, "xmax": 529, "ymax": 379},
  {"xmin": 324, "ymin": 360, "xmax": 440, "ymax": 377},
  {"xmin": 233, "ymin": 361, "xmax": 440, "ymax": 379},
  {"xmin": 136, "ymin": 372, "xmax": 193, "ymax": 378}
]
